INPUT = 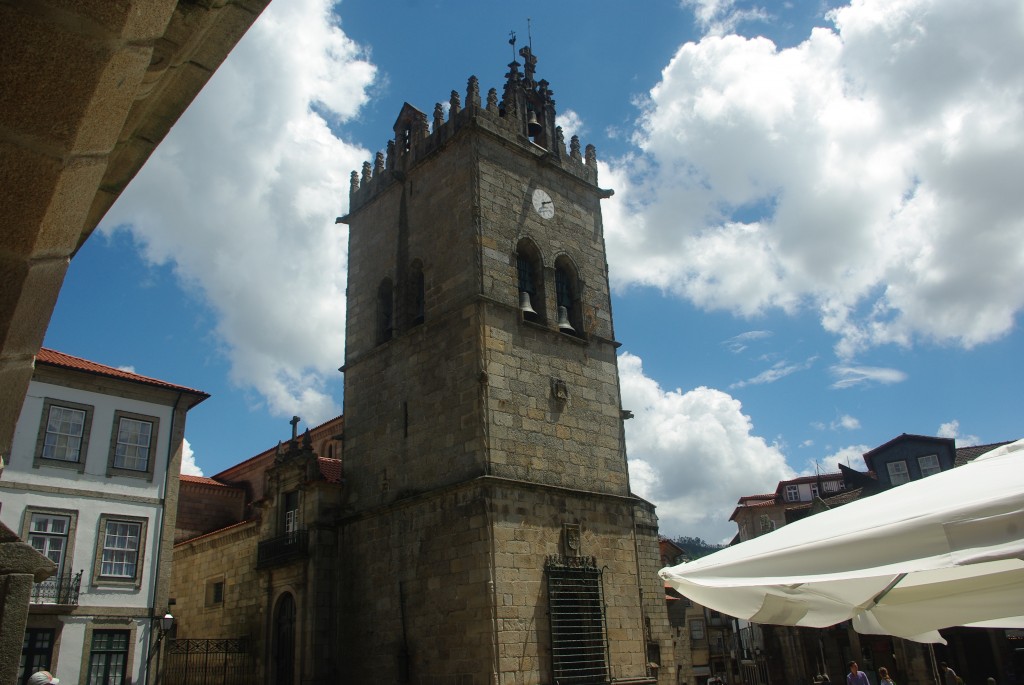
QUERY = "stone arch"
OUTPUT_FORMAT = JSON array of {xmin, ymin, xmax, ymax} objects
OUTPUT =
[
  {"xmin": 515, "ymin": 237, "xmax": 546, "ymax": 323},
  {"xmin": 553, "ymin": 253, "xmax": 583, "ymax": 336},
  {"xmin": 271, "ymin": 591, "xmax": 297, "ymax": 685}
]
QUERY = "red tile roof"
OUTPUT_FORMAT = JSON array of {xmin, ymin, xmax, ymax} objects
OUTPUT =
[
  {"xmin": 738, "ymin": 494, "xmax": 776, "ymax": 503},
  {"xmin": 174, "ymin": 519, "xmax": 256, "ymax": 546},
  {"xmin": 318, "ymin": 457, "xmax": 343, "ymax": 483},
  {"xmin": 36, "ymin": 348, "xmax": 209, "ymax": 401},
  {"xmin": 954, "ymin": 441, "xmax": 1014, "ymax": 467},
  {"xmin": 180, "ymin": 474, "xmax": 237, "ymax": 489}
]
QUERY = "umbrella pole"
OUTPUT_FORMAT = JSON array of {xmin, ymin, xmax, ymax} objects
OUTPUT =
[{"xmin": 928, "ymin": 643, "xmax": 940, "ymax": 685}]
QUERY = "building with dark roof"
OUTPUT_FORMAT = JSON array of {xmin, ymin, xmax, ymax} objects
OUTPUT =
[{"xmin": 726, "ymin": 435, "xmax": 1018, "ymax": 685}]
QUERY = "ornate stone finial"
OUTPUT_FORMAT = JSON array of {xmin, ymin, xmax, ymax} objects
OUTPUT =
[
  {"xmin": 386, "ymin": 140, "xmax": 395, "ymax": 170},
  {"xmin": 570, "ymin": 135, "xmax": 582, "ymax": 162},
  {"xmin": 556, "ymin": 126, "xmax": 567, "ymax": 156},
  {"xmin": 449, "ymin": 90, "xmax": 461, "ymax": 117},
  {"xmin": 467, "ymin": 76, "xmax": 481, "ymax": 109},
  {"xmin": 349, "ymin": 170, "xmax": 359, "ymax": 195},
  {"xmin": 302, "ymin": 428, "xmax": 313, "ymax": 451},
  {"xmin": 433, "ymin": 103, "xmax": 444, "ymax": 132},
  {"xmin": 373, "ymin": 151, "xmax": 385, "ymax": 177},
  {"xmin": 519, "ymin": 45, "xmax": 537, "ymax": 86},
  {"xmin": 585, "ymin": 144, "xmax": 597, "ymax": 168},
  {"xmin": 486, "ymin": 88, "xmax": 498, "ymax": 113},
  {"xmin": 506, "ymin": 30, "xmax": 521, "ymax": 83},
  {"xmin": 361, "ymin": 161, "xmax": 372, "ymax": 185}
]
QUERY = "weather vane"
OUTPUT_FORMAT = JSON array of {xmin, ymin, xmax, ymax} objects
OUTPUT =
[{"xmin": 508, "ymin": 30, "xmax": 516, "ymax": 62}]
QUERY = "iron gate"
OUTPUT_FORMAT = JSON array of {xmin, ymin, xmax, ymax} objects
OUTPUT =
[{"xmin": 163, "ymin": 638, "xmax": 253, "ymax": 685}]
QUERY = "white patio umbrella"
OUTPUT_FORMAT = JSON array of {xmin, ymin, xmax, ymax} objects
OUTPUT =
[{"xmin": 660, "ymin": 439, "xmax": 1024, "ymax": 644}]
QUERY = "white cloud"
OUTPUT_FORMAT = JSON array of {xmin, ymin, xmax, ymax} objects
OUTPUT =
[
  {"xmin": 620, "ymin": 351, "xmax": 793, "ymax": 543},
  {"xmin": 937, "ymin": 419, "xmax": 980, "ymax": 446},
  {"xmin": 556, "ymin": 109, "xmax": 585, "ymax": 142},
  {"xmin": 606, "ymin": 0, "xmax": 1024, "ymax": 360},
  {"xmin": 99, "ymin": 0, "xmax": 375, "ymax": 424},
  {"xmin": 832, "ymin": 414, "xmax": 860, "ymax": 430},
  {"xmin": 729, "ymin": 356, "xmax": 815, "ymax": 388},
  {"xmin": 830, "ymin": 364, "xmax": 907, "ymax": 388},
  {"xmin": 816, "ymin": 443, "xmax": 870, "ymax": 473},
  {"xmin": 180, "ymin": 438, "xmax": 203, "ymax": 477},
  {"xmin": 681, "ymin": 0, "xmax": 771, "ymax": 36},
  {"xmin": 723, "ymin": 329, "xmax": 772, "ymax": 353}
]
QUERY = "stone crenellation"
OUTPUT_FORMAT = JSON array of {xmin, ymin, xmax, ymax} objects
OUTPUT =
[{"xmin": 348, "ymin": 48, "xmax": 600, "ymax": 214}]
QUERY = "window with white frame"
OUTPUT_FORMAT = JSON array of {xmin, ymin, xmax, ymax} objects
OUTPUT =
[
  {"xmin": 887, "ymin": 460, "xmax": 910, "ymax": 485},
  {"xmin": 93, "ymin": 515, "xmax": 147, "ymax": 586},
  {"xmin": 283, "ymin": 490, "xmax": 301, "ymax": 536},
  {"xmin": 918, "ymin": 454, "xmax": 941, "ymax": 478},
  {"xmin": 27, "ymin": 513, "xmax": 71, "ymax": 575},
  {"xmin": 34, "ymin": 398, "xmax": 93, "ymax": 470},
  {"xmin": 810, "ymin": 484, "xmax": 820, "ymax": 498},
  {"xmin": 106, "ymin": 411, "xmax": 159, "ymax": 478},
  {"xmin": 690, "ymin": 619, "xmax": 706, "ymax": 641},
  {"xmin": 785, "ymin": 484, "xmax": 799, "ymax": 502}
]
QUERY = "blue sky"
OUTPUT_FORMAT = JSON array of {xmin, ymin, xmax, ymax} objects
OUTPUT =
[{"xmin": 44, "ymin": 0, "xmax": 1024, "ymax": 542}]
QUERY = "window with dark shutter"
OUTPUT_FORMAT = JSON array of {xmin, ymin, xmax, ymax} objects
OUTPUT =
[{"xmin": 546, "ymin": 555, "xmax": 608, "ymax": 684}]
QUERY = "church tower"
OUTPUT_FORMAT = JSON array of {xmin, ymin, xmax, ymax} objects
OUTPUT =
[{"xmin": 338, "ymin": 47, "xmax": 672, "ymax": 684}]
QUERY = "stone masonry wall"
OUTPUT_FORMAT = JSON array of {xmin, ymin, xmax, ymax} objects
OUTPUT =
[
  {"xmin": 174, "ymin": 482, "xmax": 245, "ymax": 542},
  {"xmin": 170, "ymin": 521, "xmax": 262, "ymax": 648},
  {"xmin": 340, "ymin": 478, "xmax": 662, "ymax": 685},
  {"xmin": 343, "ymin": 131, "xmax": 487, "ymax": 510},
  {"xmin": 488, "ymin": 481, "xmax": 655, "ymax": 685},
  {"xmin": 473, "ymin": 122, "xmax": 629, "ymax": 497},
  {"xmin": 635, "ymin": 501, "xmax": 677, "ymax": 685},
  {"xmin": 338, "ymin": 484, "xmax": 493, "ymax": 685}
]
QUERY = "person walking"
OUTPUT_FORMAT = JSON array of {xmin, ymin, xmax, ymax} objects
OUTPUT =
[
  {"xmin": 848, "ymin": 662, "xmax": 870, "ymax": 685},
  {"xmin": 940, "ymin": 663, "xmax": 959, "ymax": 685},
  {"xmin": 878, "ymin": 667, "xmax": 895, "ymax": 685},
  {"xmin": 27, "ymin": 671, "xmax": 59, "ymax": 685}
]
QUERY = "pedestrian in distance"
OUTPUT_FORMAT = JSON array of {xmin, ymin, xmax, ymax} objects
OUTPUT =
[
  {"xmin": 879, "ymin": 667, "xmax": 894, "ymax": 685},
  {"xmin": 940, "ymin": 663, "xmax": 960, "ymax": 685},
  {"xmin": 848, "ymin": 661, "xmax": 870, "ymax": 685},
  {"xmin": 28, "ymin": 671, "xmax": 59, "ymax": 685}
]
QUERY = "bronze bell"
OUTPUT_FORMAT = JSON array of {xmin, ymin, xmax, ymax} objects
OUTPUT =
[
  {"xmin": 519, "ymin": 291, "xmax": 538, "ymax": 316},
  {"xmin": 527, "ymin": 110, "xmax": 542, "ymax": 137},
  {"xmin": 557, "ymin": 305, "xmax": 575, "ymax": 333}
]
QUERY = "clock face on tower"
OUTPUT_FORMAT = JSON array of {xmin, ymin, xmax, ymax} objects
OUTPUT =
[{"xmin": 532, "ymin": 188, "xmax": 554, "ymax": 219}]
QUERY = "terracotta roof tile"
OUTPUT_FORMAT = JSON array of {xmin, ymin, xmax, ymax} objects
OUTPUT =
[
  {"xmin": 820, "ymin": 487, "xmax": 864, "ymax": 507},
  {"xmin": 36, "ymin": 348, "xmax": 209, "ymax": 400},
  {"xmin": 174, "ymin": 519, "xmax": 256, "ymax": 546},
  {"xmin": 180, "ymin": 474, "xmax": 237, "ymax": 489},
  {"xmin": 318, "ymin": 457, "xmax": 343, "ymax": 483},
  {"xmin": 954, "ymin": 441, "xmax": 1014, "ymax": 467}
]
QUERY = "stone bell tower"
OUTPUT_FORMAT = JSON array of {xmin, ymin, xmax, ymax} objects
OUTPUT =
[{"xmin": 337, "ymin": 46, "xmax": 673, "ymax": 685}]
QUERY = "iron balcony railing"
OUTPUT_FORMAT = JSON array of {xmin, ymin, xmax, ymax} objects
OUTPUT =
[
  {"xmin": 31, "ymin": 570, "xmax": 83, "ymax": 605},
  {"xmin": 256, "ymin": 529, "xmax": 308, "ymax": 569}
]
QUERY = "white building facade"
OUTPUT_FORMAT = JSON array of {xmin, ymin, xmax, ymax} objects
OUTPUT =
[{"xmin": 0, "ymin": 349, "xmax": 207, "ymax": 685}]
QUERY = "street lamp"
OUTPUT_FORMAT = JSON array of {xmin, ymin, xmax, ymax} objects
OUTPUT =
[
  {"xmin": 143, "ymin": 611, "xmax": 175, "ymax": 684},
  {"xmin": 159, "ymin": 612, "xmax": 174, "ymax": 634}
]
